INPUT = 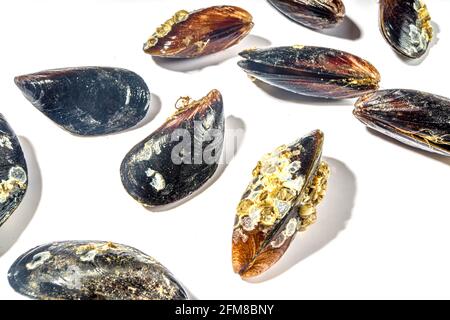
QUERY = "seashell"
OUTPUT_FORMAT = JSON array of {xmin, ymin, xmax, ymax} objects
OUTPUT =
[
  {"xmin": 121, "ymin": 90, "xmax": 224, "ymax": 207},
  {"xmin": 0, "ymin": 114, "xmax": 28, "ymax": 227},
  {"xmin": 354, "ymin": 89, "xmax": 450, "ymax": 156},
  {"xmin": 15, "ymin": 67, "xmax": 151, "ymax": 136},
  {"xmin": 268, "ymin": 0, "xmax": 345, "ymax": 29},
  {"xmin": 238, "ymin": 46, "xmax": 380, "ymax": 99},
  {"xmin": 379, "ymin": 0, "xmax": 433, "ymax": 59},
  {"xmin": 8, "ymin": 241, "xmax": 188, "ymax": 300},
  {"xmin": 143, "ymin": 6, "xmax": 253, "ymax": 58},
  {"xmin": 232, "ymin": 130, "xmax": 330, "ymax": 278}
]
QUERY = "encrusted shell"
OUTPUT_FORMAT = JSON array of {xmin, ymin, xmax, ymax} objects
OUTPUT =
[
  {"xmin": 232, "ymin": 130, "xmax": 330, "ymax": 278},
  {"xmin": 8, "ymin": 241, "xmax": 188, "ymax": 300}
]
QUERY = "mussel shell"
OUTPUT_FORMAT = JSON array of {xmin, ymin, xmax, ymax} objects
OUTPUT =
[
  {"xmin": 238, "ymin": 46, "xmax": 380, "ymax": 99},
  {"xmin": 121, "ymin": 90, "xmax": 224, "ymax": 207},
  {"xmin": 8, "ymin": 241, "xmax": 188, "ymax": 300},
  {"xmin": 232, "ymin": 130, "xmax": 324, "ymax": 278},
  {"xmin": 144, "ymin": 6, "xmax": 253, "ymax": 58},
  {"xmin": 15, "ymin": 67, "xmax": 151, "ymax": 136},
  {"xmin": 0, "ymin": 114, "xmax": 28, "ymax": 227},
  {"xmin": 268, "ymin": 0, "xmax": 345, "ymax": 29},
  {"xmin": 380, "ymin": 0, "xmax": 433, "ymax": 59},
  {"xmin": 354, "ymin": 89, "xmax": 450, "ymax": 156}
]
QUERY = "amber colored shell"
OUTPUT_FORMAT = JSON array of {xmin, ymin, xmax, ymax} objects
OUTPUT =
[{"xmin": 144, "ymin": 6, "xmax": 254, "ymax": 58}]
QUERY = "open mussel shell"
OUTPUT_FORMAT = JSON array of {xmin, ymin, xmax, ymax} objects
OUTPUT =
[
  {"xmin": 232, "ymin": 130, "xmax": 330, "ymax": 279},
  {"xmin": 143, "ymin": 6, "xmax": 253, "ymax": 58},
  {"xmin": 15, "ymin": 67, "xmax": 151, "ymax": 136},
  {"xmin": 380, "ymin": 0, "xmax": 433, "ymax": 59},
  {"xmin": 238, "ymin": 46, "xmax": 380, "ymax": 99},
  {"xmin": 8, "ymin": 241, "xmax": 188, "ymax": 300},
  {"xmin": 121, "ymin": 90, "xmax": 224, "ymax": 207},
  {"xmin": 268, "ymin": 0, "xmax": 345, "ymax": 29},
  {"xmin": 0, "ymin": 114, "xmax": 28, "ymax": 227},
  {"xmin": 354, "ymin": 89, "xmax": 450, "ymax": 156}
]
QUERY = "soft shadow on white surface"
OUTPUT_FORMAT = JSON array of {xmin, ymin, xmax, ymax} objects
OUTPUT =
[
  {"xmin": 254, "ymin": 81, "xmax": 354, "ymax": 106},
  {"xmin": 147, "ymin": 115, "xmax": 246, "ymax": 212},
  {"xmin": 247, "ymin": 157, "xmax": 356, "ymax": 283},
  {"xmin": 152, "ymin": 35, "xmax": 271, "ymax": 73},
  {"xmin": 126, "ymin": 93, "xmax": 162, "ymax": 132},
  {"xmin": 367, "ymin": 128, "xmax": 450, "ymax": 166},
  {"xmin": 318, "ymin": 16, "xmax": 362, "ymax": 40},
  {"xmin": 0, "ymin": 137, "xmax": 42, "ymax": 257},
  {"xmin": 395, "ymin": 21, "xmax": 440, "ymax": 66}
]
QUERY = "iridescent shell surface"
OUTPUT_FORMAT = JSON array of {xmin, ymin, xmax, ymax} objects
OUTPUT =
[
  {"xmin": 238, "ymin": 46, "xmax": 380, "ymax": 99},
  {"xmin": 354, "ymin": 89, "xmax": 450, "ymax": 156}
]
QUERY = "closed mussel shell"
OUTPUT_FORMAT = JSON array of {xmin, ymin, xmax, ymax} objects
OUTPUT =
[
  {"xmin": 8, "ymin": 241, "xmax": 188, "ymax": 300},
  {"xmin": 380, "ymin": 0, "xmax": 433, "ymax": 59},
  {"xmin": 121, "ymin": 90, "xmax": 224, "ymax": 207},
  {"xmin": 143, "ymin": 6, "xmax": 254, "ymax": 58},
  {"xmin": 238, "ymin": 46, "xmax": 380, "ymax": 99},
  {"xmin": 0, "ymin": 114, "xmax": 27, "ymax": 227},
  {"xmin": 15, "ymin": 67, "xmax": 151, "ymax": 136},
  {"xmin": 232, "ymin": 130, "xmax": 330, "ymax": 278},
  {"xmin": 268, "ymin": 0, "xmax": 345, "ymax": 29},
  {"xmin": 354, "ymin": 89, "xmax": 450, "ymax": 156}
]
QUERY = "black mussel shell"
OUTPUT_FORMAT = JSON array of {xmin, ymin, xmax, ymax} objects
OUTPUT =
[
  {"xmin": 8, "ymin": 241, "xmax": 188, "ymax": 300},
  {"xmin": 121, "ymin": 90, "xmax": 224, "ymax": 207},
  {"xmin": 268, "ymin": 0, "xmax": 345, "ymax": 29},
  {"xmin": 380, "ymin": 0, "xmax": 433, "ymax": 59},
  {"xmin": 238, "ymin": 46, "xmax": 380, "ymax": 99},
  {"xmin": 354, "ymin": 89, "xmax": 450, "ymax": 156},
  {"xmin": 0, "ymin": 114, "xmax": 28, "ymax": 227},
  {"xmin": 15, "ymin": 67, "xmax": 151, "ymax": 136}
]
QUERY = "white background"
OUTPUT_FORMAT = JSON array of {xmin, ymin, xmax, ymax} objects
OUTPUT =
[{"xmin": 0, "ymin": 0, "xmax": 449, "ymax": 300}]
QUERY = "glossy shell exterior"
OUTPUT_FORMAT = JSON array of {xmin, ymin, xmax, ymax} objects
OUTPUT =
[
  {"xmin": 0, "ymin": 114, "xmax": 28, "ymax": 227},
  {"xmin": 268, "ymin": 0, "xmax": 345, "ymax": 29},
  {"xmin": 380, "ymin": 0, "xmax": 433, "ymax": 59},
  {"xmin": 8, "ymin": 241, "xmax": 188, "ymax": 300},
  {"xmin": 143, "ymin": 6, "xmax": 253, "ymax": 58},
  {"xmin": 15, "ymin": 67, "xmax": 151, "ymax": 136},
  {"xmin": 238, "ymin": 46, "xmax": 380, "ymax": 99},
  {"xmin": 232, "ymin": 130, "xmax": 330, "ymax": 278},
  {"xmin": 354, "ymin": 89, "xmax": 450, "ymax": 156},
  {"xmin": 121, "ymin": 90, "xmax": 224, "ymax": 207}
]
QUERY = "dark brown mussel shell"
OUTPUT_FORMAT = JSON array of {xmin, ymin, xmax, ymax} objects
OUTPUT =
[
  {"xmin": 354, "ymin": 89, "xmax": 450, "ymax": 156},
  {"xmin": 232, "ymin": 130, "xmax": 330, "ymax": 278},
  {"xmin": 380, "ymin": 0, "xmax": 433, "ymax": 59},
  {"xmin": 238, "ymin": 46, "xmax": 380, "ymax": 99},
  {"xmin": 143, "ymin": 6, "xmax": 253, "ymax": 58},
  {"xmin": 121, "ymin": 90, "xmax": 224, "ymax": 207},
  {"xmin": 268, "ymin": 0, "xmax": 345, "ymax": 29},
  {"xmin": 8, "ymin": 241, "xmax": 188, "ymax": 300}
]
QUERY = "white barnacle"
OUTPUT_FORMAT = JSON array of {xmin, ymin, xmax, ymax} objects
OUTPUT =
[
  {"xmin": 145, "ymin": 168, "xmax": 166, "ymax": 191},
  {"xmin": 9, "ymin": 166, "xmax": 27, "ymax": 184},
  {"xmin": 283, "ymin": 176, "xmax": 304, "ymax": 192},
  {"xmin": 285, "ymin": 218, "xmax": 298, "ymax": 237},
  {"xmin": 26, "ymin": 251, "xmax": 51, "ymax": 270},
  {"xmin": 274, "ymin": 199, "xmax": 290, "ymax": 218},
  {"xmin": 0, "ymin": 166, "xmax": 27, "ymax": 203},
  {"xmin": 0, "ymin": 135, "xmax": 13, "ymax": 150},
  {"xmin": 271, "ymin": 233, "xmax": 286, "ymax": 248}
]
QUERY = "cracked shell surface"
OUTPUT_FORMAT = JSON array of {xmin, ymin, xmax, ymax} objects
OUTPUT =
[
  {"xmin": 232, "ymin": 130, "xmax": 330, "ymax": 278},
  {"xmin": 143, "ymin": 6, "xmax": 253, "ymax": 58},
  {"xmin": 354, "ymin": 89, "xmax": 450, "ymax": 157},
  {"xmin": 238, "ymin": 46, "xmax": 380, "ymax": 99},
  {"xmin": 120, "ymin": 90, "xmax": 224, "ymax": 207},
  {"xmin": 380, "ymin": 0, "xmax": 433, "ymax": 59},
  {"xmin": 15, "ymin": 67, "xmax": 151, "ymax": 136},
  {"xmin": 268, "ymin": 0, "xmax": 345, "ymax": 29},
  {"xmin": 0, "ymin": 114, "xmax": 27, "ymax": 227},
  {"xmin": 8, "ymin": 241, "xmax": 188, "ymax": 300}
]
